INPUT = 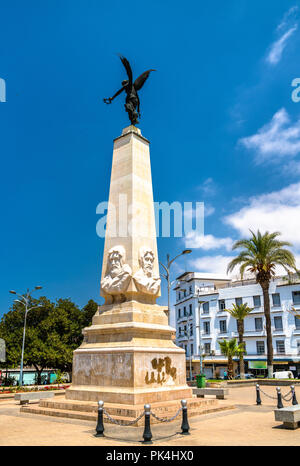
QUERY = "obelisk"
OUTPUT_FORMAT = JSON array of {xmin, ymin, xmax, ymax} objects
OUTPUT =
[{"xmin": 66, "ymin": 125, "xmax": 192, "ymax": 405}]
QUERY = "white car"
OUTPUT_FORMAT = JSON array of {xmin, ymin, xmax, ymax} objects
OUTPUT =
[
  {"xmin": 234, "ymin": 373, "xmax": 256, "ymax": 379},
  {"xmin": 273, "ymin": 371, "xmax": 294, "ymax": 379}
]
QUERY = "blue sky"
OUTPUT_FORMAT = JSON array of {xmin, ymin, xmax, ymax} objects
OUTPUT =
[{"xmin": 1, "ymin": 0, "xmax": 300, "ymax": 318}]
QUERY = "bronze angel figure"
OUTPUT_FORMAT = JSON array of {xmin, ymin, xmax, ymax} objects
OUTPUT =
[{"xmin": 103, "ymin": 55, "xmax": 156, "ymax": 126}]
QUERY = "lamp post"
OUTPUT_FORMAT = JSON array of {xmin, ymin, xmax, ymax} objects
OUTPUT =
[
  {"xmin": 159, "ymin": 249, "xmax": 192, "ymax": 326},
  {"xmin": 197, "ymin": 293, "xmax": 209, "ymax": 376},
  {"xmin": 185, "ymin": 319, "xmax": 193, "ymax": 381},
  {"xmin": 9, "ymin": 286, "xmax": 43, "ymax": 386}
]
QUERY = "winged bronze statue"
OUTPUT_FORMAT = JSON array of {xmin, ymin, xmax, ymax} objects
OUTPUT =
[{"xmin": 103, "ymin": 55, "xmax": 156, "ymax": 126}]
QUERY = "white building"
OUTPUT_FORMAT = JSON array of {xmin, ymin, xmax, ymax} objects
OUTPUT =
[{"xmin": 174, "ymin": 272, "xmax": 300, "ymax": 379}]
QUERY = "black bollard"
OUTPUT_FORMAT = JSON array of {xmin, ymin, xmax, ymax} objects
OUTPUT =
[
  {"xmin": 291, "ymin": 385, "xmax": 298, "ymax": 405},
  {"xmin": 181, "ymin": 399, "xmax": 190, "ymax": 435},
  {"xmin": 142, "ymin": 404, "xmax": 152, "ymax": 444},
  {"xmin": 256, "ymin": 384, "xmax": 262, "ymax": 405},
  {"xmin": 95, "ymin": 400, "xmax": 105, "ymax": 437},
  {"xmin": 276, "ymin": 387, "xmax": 283, "ymax": 409}
]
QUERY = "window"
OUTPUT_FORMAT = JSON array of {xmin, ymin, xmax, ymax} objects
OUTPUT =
[
  {"xmin": 178, "ymin": 308, "xmax": 181, "ymax": 319},
  {"xmin": 297, "ymin": 341, "xmax": 300, "ymax": 355},
  {"xmin": 276, "ymin": 340, "xmax": 285, "ymax": 354},
  {"xmin": 203, "ymin": 321, "xmax": 210, "ymax": 334},
  {"xmin": 183, "ymin": 289, "xmax": 187, "ymax": 297},
  {"xmin": 295, "ymin": 316, "xmax": 300, "ymax": 330},
  {"xmin": 235, "ymin": 297, "xmax": 243, "ymax": 306},
  {"xmin": 189, "ymin": 304, "xmax": 193, "ymax": 316},
  {"xmin": 219, "ymin": 300, "xmax": 226, "ymax": 311},
  {"xmin": 274, "ymin": 316, "xmax": 283, "ymax": 330},
  {"xmin": 189, "ymin": 286, "xmax": 192, "ymax": 295},
  {"xmin": 256, "ymin": 341, "xmax": 265, "ymax": 355},
  {"xmin": 178, "ymin": 327, "xmax": 182, "ymax": 336},
  {"xmin": 183, "ymin": 325, "xmax": 187, "ymax": 336},
  {"xmin": 184, "ymin": 306, "xmax": 187, "ymax": 316},
  {"xmin": 255, "ymin": 317, "xmax": 263, "ymax": 331},
  {"xmin": 190, "ymin": 344, "xmax": 193, "ymax": 355},
  {"xmin": 272, "ymin": 293, "xmax": 281, "ymax": 307},
  {"xmin": 178, "ymin": 292, "xmax": 181, "ymax": 300},
  {"xmin": 219, "ymin": 320, "xmax": 227, "ymax": 333},
  {"xmin": 190, "ymin": 323, "xmax": 193, "ymax": 336},
  {"xmin": 204, "ymin": 343, "xmax": 211, "ymax": 354},
  {"xmin": 253, "ymin": 295, "xmax": 261, "ymax": 307},
  {"xmin": 203, "ymin": 301, "xmax": 209, "ymax": 314},
  {"xmin": 292, "ymin": 291, "xmax": 300, "ymax": 305}
]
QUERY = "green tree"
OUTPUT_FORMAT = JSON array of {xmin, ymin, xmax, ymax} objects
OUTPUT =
[
  {"xmin": 81, "ymin": 299, "xmax": 98, "ymax": 328},
  {"xmin": 227, "ymin": 230, "xmax": 297, "ymax": 378},
  {"xmin": 218, "ymin": 338, "xmax": 244, "ymax": 379},
  {"xmin": 0, "ymin": 296, "xmax": 87, "ymax": 384},
  {"xmin": 225, "ymin": 303, "xmax": 253, "ymax": 379}
]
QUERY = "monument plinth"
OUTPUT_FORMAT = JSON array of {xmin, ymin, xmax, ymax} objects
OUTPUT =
[
  {"xmin": 66, "ymin": 126, "xmax": 192, "ymax": 404},
  {"xmin": 20, "ymin": 126, "xmax": 225, "ymax": 422}
]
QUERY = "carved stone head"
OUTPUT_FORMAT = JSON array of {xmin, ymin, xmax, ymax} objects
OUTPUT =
[
  {"xmin": 107, "ymin": 245, "xmax": 126, "ymax": 277},
  {"xmin": 139, "ymin": 247, "xmax": 155, "ymax": 277}
]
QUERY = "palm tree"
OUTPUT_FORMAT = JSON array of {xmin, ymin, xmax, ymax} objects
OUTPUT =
[
  {"xmin": 225, "ymin": 303, "xmax": 253, "ymax": 379},
  {"xmin": 227, "ymin": 230, "xmax": 297, "ymax": 378},
  {"xmin": 219, "ymin": 338, "xmax": 244, "ymax": 379}
]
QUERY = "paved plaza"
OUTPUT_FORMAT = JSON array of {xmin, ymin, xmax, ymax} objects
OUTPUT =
[{"xmin": 1, "ymin": 385, "xmax": 300, "ymax": 446}]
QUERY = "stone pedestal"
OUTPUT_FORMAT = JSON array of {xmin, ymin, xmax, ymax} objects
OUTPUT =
[
  {"xmin": 66, "ymin": 301, "xmax": 192, "ymax": 404},
  {"xmin": 65, "ymin": 125, "xmax": 192, "ymax": 405},
  {"xmin": 20, "ymin": 125, "xmax": 232, "ymax": 423}
]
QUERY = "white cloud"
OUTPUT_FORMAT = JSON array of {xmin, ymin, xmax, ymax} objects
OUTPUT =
[
  {"xmin": 184, "ymin": 203, "xmax": 215, "ymax": 220},
  {"xmin": 266, "ymin": 25, "xmax": 297, "ymax": 65},
  {"xmin": 189, "ymin": 255, "xmax": 234, "ymax": 276},
  {"xmin": 239, "ymin": 108, "xmax": 300, "ymax": 164},
  {"xmin": 204, "ymin": 205, "xmax": 215, "ymax": 217},
  {"xmin": 224, "ymin": 182, "xmax": 300, "ymax": 256},
  {"xmin": 277, "ymin": 6, "xmax": 299, "ymax": 32},
  {"xmin": 185, "ymin": 232, "xmax": 234, "ymax": 251},
  {"xmin": 197, "ymin": 178, "xmax": 218, "ymax": 197}
]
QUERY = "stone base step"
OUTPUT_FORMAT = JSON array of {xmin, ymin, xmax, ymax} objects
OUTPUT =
[
  {"xmin": 39, "ymin": 396, "xmax": 216, "ymax": 416},
  {"xmin": 20, "ymin": 397, "xmax": 234, "ymax": 426}
]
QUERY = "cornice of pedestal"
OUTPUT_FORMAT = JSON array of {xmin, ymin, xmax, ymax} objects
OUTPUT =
[{"xmin": 113, "ymin": 125, "xmax": 150, "ymax": 144}]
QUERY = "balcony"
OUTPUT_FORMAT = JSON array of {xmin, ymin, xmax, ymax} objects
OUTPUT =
[
  {"xmin": 177, "ymin": 334, "xmax": 188, "ymax": 341},
  {"xmin": 232, "ymin": 330, "xmax": 266, "ymax": 338}
]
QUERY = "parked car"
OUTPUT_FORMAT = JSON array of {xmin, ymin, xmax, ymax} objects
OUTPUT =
[
  {"xmin": 234, "ymin": 373, "xmax": 256, "ymax": 379},
  {"xmin": 273, "ymin": 371, "xmax": 294, "ymax": 379}
]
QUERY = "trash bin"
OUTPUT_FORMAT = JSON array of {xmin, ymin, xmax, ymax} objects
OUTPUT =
[{"xmin": 196, "ymin": 374, "xmax": 206, "ymax": 388}]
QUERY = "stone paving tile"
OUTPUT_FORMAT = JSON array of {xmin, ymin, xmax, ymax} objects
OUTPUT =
[{"xmin": 1, "ymin": 385, "xmax": 300, "ymax": 446}]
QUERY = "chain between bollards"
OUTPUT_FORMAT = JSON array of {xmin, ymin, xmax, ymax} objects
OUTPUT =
[
  {"xmin": 95, "ymin": 400, "xmax": 104, "ymax": 437},
  {"xmin": 276, "ymin": 387, "xmax": 283, "ymax": 409},
  {"xmin": 143, "ymin": 404, "xmax": 153, "ymax": 444},
  {"xmin": 181, "ymin": 399, "xmax": 190, "ymax": 435},
  {"xmin": 95, "ymin": 399, "xmax": 189, "ymax": 442},
  {"xmin": 256, "ymin": 384, "xmax": 261, "ymax": 405}
]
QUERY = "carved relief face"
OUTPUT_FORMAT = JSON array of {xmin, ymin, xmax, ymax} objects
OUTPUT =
[
  {"xmin": 142, "ymin": 251, "xmax": 154, "ymax": 276},
  {"xmin": 108, "ymin": 251, "xmax": 123, "ymax": 277}
]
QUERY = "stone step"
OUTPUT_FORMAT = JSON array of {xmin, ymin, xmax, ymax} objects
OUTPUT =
[
  {"xmin": 21, "ymin": 400, "xmax": 233, "ymax": 426},
  {"xmin": 21, "ymin": 405, "xmax": 145, "ymax": 425},
  {"xmin": 39, "ymin": 397, "xmax": 217, "ymax": 417}
]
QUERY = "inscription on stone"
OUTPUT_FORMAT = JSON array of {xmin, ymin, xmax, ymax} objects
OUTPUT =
[{"xmin": 145, "ymin": 356, "xmax": 177, "ymax": 385}]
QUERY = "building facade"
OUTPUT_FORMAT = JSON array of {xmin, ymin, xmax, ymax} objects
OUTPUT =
[{"xmin": 174, "ymin": 272, "xmax": 300, "ymax": 379}]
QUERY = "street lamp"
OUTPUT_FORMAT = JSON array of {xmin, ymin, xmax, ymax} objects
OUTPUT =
[
  {"xmin": 183, "ymin": 312, "xmax": 193, "ymax": 381},
  {"xmin": 197, "ymin": 292, "xmax": 209, "ymax": 376},
  {"xmin": 159, "ymin": 249, "xmax": 192, "ymax": 326},
  {"xmin": 9, "ymin": 286, "xmax": 43, "ymax": 386}
]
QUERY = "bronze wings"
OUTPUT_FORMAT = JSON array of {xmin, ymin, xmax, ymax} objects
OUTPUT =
[{"xmin": 119, "ymin": 55, "xmax": 156, "ymax": 90}]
